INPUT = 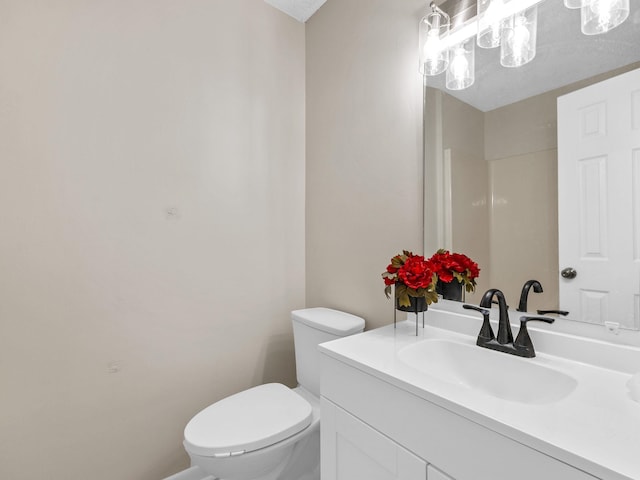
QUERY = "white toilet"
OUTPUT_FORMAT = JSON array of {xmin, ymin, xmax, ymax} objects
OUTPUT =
[{"xmin": 180, "ymin": 307, "xmax": 365, "ymax": 480}]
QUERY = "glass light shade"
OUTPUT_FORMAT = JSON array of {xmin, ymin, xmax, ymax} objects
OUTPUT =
[
  {"xmin": 564, "ymin": 0, "xmax": 585, "ymax": 8},
  {"xmin": 446, "ymin": 39, "xmax": 475, "ymax": 90},
  {"xmin": 477, "ymin": 0, "xmax": 505, "ymax": 48},
  {"xmin": 500, "ymin": 6, "xmax": 538, "ymax": 68},
  {"xmin": 419, "ymin": 7, "xmax": 450, "ymax": 76},
  {"xmin": 581, "ymin": 0, "xmax": 629, "ymax": 35}
]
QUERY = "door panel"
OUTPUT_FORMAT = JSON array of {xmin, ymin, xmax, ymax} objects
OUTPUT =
[
  {"xmin": 558, "ymin": 68, "xmax": 640, "ymax": 330},
  {"xmin": 321, "ymin": 397, "xmax": 427, "ymax": 480}
]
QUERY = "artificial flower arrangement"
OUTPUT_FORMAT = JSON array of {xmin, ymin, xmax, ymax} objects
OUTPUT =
[
  {"xmin": 428, "ymin": 248, "xmax": 480, "ymax": 294},
  {"xmin": 382, "ymin": 251, "xmax": 439, "ymax": 308},
  {"xmin": 382, "ymin": 249, "xmax": 480, "ymax": 308}
]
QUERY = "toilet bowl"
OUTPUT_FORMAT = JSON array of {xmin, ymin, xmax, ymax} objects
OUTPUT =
[
  {"xmin": 180, "ymin": 308, "xmax": 365, "ymax": 480},
  {"xmin": 185, "ymin": 384, "xmax": 320, "ymax": 480}
]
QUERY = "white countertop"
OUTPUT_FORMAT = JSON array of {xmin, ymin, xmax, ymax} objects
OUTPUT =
[{"xmin": 319, "ymin": 304, "xmax": 640, "ymax": 480}]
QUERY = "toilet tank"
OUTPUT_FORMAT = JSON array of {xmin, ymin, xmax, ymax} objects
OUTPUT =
[{"xmin": 291, "ymin": 307, "xmax": 365, "ymax": 397}]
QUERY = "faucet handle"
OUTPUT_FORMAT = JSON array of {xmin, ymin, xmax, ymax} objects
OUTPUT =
[
  {"xmin": 520, "ymin": 316, "xmax": 555, "ymax": 325},
  {"xmin": 463, "ymin": 304, "xmax": 490, "ymax": 315},
  {"xmin": 463, "ymin": 304, "xmax": 495, "ymax": 344},
  {"xmin": 537, "ymin": 309, "xmax": 569, "ymax": 316},
  {"xmin": 514, "ymin": 315, "xmax": 555, "ymax": 357}
]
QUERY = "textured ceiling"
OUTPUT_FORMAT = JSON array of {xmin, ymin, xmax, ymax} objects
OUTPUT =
[
  {"xmin": 264, "ymin": 0, "xmax": 327, "ymax": 22},
  {"xmin": 428, "ymin": 0, "xmax": 640, "ymax": 111},
  {"xmin": 265, "ymin": 0, "xmax": 640, "ymax": 109}
]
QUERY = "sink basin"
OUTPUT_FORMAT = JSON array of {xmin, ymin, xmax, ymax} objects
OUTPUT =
[{"xmin": 398, "ymin": 339, "xmax": 577, "ymax": 404}]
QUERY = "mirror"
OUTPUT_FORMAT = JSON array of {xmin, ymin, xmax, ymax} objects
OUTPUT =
[{"xmin": 423, "ymin": 0, "xmax": 640, "ymax": 342}]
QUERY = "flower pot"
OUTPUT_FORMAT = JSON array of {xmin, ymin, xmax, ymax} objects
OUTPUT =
[
  {"xmin": 396, "ymin": 295, "xmax": 428, "ymax": 313},
  {"xmin": 437, "ymin": 280, "xmax": 463, "ymax": 301}
]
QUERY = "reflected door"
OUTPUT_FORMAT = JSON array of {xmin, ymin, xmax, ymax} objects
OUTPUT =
[{"xmin": 557, "ymin": 68, "xmax": 640, "ymax": 330}]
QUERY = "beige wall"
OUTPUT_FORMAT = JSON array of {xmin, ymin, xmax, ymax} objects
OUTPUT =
[
  {"xmin": 488, "ymin": 152, "xmax": 559, "ymax": 312},
  {"xmin": 485, "ymin": 91, "xmax": 560, "ymax": 312},
  {"xmin": 305, "ymin": 0, "xmax": 426, "ymax": 328},
  {"xmin": 442, "ymin": 94, "xmax": 489, "ymax": 304},
  {"xmin": 0, "ymin": 1, "xmax": 305, "ymax": 479},
  {"xmin": 428, "ymin": 87, "xmax": 557, "ymax": 312},
  {"xmin": 425, "ymin": 88, "xmax": 490, "ymax": 304}
]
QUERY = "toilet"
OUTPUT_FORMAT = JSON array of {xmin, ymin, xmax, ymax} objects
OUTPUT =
[{"xmin": 179, "ymin": 307, "xmax": 365, "ymax": 480}]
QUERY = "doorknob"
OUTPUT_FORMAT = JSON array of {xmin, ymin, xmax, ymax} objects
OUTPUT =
[{"xmin": 561, "ymin": 267, "xmax": 577, "ymax": 279}]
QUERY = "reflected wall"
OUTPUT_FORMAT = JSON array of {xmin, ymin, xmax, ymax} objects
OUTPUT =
[{"xmin": 426, "ymin": 62, "xmax": 640, "ymax": 333}]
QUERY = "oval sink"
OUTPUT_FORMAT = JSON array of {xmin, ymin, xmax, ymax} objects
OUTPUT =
[{"xmin": 398, "ymin": 339, "xmax": 577, "ymax": 404}]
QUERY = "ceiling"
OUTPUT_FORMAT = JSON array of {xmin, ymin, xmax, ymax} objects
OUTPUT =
[
  {"xmin": 264, "ymin": 0, "xmax": 327, "ymax": 22},
  {"xmin": 264, "ymin": 0, "xmax": 640, "ymax": 110},
  {"xmin": 427, "ymin": 0, "xmax": 640, "ymax": 111}
]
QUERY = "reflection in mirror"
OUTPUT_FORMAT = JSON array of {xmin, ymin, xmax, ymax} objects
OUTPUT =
[{"xmin": 423, "ymin": 0, "xmax": 640, "ymax": 345}]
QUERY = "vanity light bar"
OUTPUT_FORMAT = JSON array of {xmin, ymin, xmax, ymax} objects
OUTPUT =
[{"xmin": 441, "ymin": 0, "xmax": 545, "ymax": 50}]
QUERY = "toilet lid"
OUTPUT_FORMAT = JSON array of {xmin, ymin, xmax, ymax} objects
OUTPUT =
[{"xmin": 184, "ymin": 383, "xmax": 312, "ymax": 457}]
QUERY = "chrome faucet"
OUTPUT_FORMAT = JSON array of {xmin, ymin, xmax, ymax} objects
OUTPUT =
[{"xmin": 463, "ymin": 288, "xmax": 555, "ymax": 358}]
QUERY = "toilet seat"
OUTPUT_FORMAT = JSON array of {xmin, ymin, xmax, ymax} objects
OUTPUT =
[{"xmin": 184, "ymin": 383, "xmax": 312, "ymax": 458}]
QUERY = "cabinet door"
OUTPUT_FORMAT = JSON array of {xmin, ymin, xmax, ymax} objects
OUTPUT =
[
  {"xmin": 321, "ymin": 398, "xmax": 427, "ymax": 480},
  {"xmin": 427, "ymin": 465, "xmax": 455, "ymax": 480}
]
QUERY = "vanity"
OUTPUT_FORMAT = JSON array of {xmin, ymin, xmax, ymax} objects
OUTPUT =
[{"xmin": 319, "ymin": 302, "xmax": 640, "ymax": 480}]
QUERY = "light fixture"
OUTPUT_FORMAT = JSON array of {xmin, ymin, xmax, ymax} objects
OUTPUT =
[
  {"xmin": 418, "ymin": 0, "xmax": 632, "ymax": 91},
  {"xmin": 447, "ymin": 39, "xmax": 475, "ymax": 90},
  {"xmin": 564, "ymin": 0, "xmax": 585, "ymax": 8},
  {"xmin": 477, "ymin": 0, "xmax": 505, "ymax": 48},
  {"xmin": 500, "ymin": 5, "xmax": 538, "ymax": 68},
  {"xmin": 419, "ymin": 2, "xmax": 451, "ymax": 76},
  {"xmin": 581, "ymin": 0, "xmax": 630, "ymax": 35}
]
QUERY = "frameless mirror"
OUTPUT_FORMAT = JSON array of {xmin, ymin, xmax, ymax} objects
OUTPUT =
[{"xmin": 424, "ymin": 0, "xmax": 640, "ymax": 343}]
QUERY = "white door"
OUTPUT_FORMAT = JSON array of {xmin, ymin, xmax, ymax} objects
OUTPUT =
[
  {"xmin": 321, "ymin": 398, "xmax": 427, "ymax": 480},
  {"xmin": 557, "ymin": 67, "xmax": 640, "ymax": 330}
]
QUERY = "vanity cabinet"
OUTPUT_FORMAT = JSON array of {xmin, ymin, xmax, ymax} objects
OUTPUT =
[
  {"xmin": 321, "ymin": 398, "xmax": 428, "ymax": 480},
  {"xmin": 320, "ymin": 352, "xmax": 598, "ymax": 480},
  {"xmin": 322, "ymin": 398, "xmax": 454, "ymax": 480}
]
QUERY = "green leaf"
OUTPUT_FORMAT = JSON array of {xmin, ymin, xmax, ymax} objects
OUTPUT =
[
  {"xmin": 391, "ymin": 256, "xmax": 404, "ymax": 268},
  {"xmin": 398, "ymin": 291, "xmax": 411, "ymax": 307},
  {"xmin": 407, "ymin": 287, "xmax": 419, "ymax": 297},
  {"xmin": 427, "ymin": 290, "xmax": 439, "ymax": 304}
]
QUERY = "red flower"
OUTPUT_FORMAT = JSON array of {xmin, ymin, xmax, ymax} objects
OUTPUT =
[
  {"xmin": 429, "ymin": 251, "xmax": 456, "ymax": 282},
  {"xmin": 398, "ymin": 256, "xmax": 435, "ymax": 290},
  {"xmin": 381, "ymin": 250, "xmax": 440, "ymax": 306},
  {"xmin": 427, "ymin": 249, "xmax": 480, "ymax": 293},
  {"xmin": 382, "ymin": 249, "xmax": 479, "ymax": 306}
]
